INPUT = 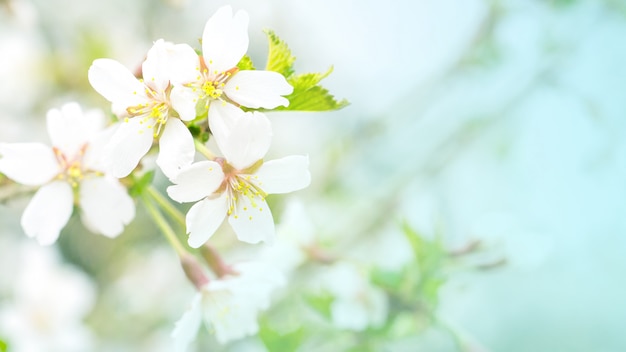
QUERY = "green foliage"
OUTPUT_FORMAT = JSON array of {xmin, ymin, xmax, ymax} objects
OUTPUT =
[
  {"xmin": 304, "ymin": 292, "xmax": 335, "ymax": 319},
  {"xmin": 278, "ymin": 67, "xmax": 350, "ymax": 111},
  {"xmin": 0, "ymin": 339, "xmax": 6, "ymax": 352},
  {"xmin": 262, "ymin": 30, "xmax": 348, "ymax": 112},
  {"xmin": 401, "ymin": 222, "xmax": 447, "ymax": 307},
  {"xmin": 129, "ymin": 170, "xmax": 155, "ymax": 198},
  {"xmin": 370, "ymin": 267, "xmax": 404, "ymax": 291},
  {"xmin": 264, "ymin": 29, "xmax": 295, "ymax": 78},
  {"xmin": 237, "ymin": 54, "xmax": 256, "ymax": 71},
  {"xmin": 259, "ymin": 324, "xmax": 305, "ymax": 352}
]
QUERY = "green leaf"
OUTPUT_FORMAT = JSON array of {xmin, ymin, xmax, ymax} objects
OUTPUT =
[
  {"xmin": 259, "ymin": 324, "xmax": 304, "ymax": 352},
  {"xmin": 260, "ymin": 30, "xmax": 348, "ymax": 112},
  {"xmin": 237, "ymin": 54, "xmax": 256, "ymax": 71},
  {"xmin": 304, "ymin": 292, "xmax": 334, "ymax": 319},
  {"xmin": 129, "ymin": 170, "xmax": 155, "ymax": 197},
  {"xmin": 371, "ymin": 267, "xmax": 405, "ymax": 291},
  {"xmin": 276, "ymin": 67, "xmax": 349, "ymax": 112},
  {"xmin": 264, "ymin": 29, "xmax": 295, "ymax": 78},
  {"xmin": 0, "ymin": 339, "xmax": 6, "ymax": 352}
]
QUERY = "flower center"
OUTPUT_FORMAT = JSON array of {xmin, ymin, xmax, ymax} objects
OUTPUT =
[
  {"xmin": 53, "ymin": 145, "xmax": 99, "ymax": 188},
  {"xmin": 189, "ymin": 63, "xmax": 239, "ymax": 108},
  {"xmin": 202, "ymin": 80, "xmax": 224, "ymax": 99},
  {"xmin": 215, "ymin": 159, "xmax": 266, "ymax": 219},
  {"xmin": 126, "ymin": 85, "xmax": 171, "ymax": 138}
]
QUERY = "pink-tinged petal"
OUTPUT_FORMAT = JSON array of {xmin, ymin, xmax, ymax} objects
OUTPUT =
[
  {"xmin": 21, "ymin": 181, "xmax": 73, "ymax": 245},
  {"xmin": 253, "ymin": 155, "xmax": 310, "ymax": 194},
  {"xmin": 224, "ymin": 70, "xmax": 292, "ymax": 109},
  {"xmin": 88, "ymin": 58, "xmax": 149, "ymax": 109},
  {"xmin": 167, "ymin": 160, "xmax": 224, "ymax": 203},
  {"xmin": 156, "ymin": 118, "xmax": 195, "ymax": 180},
  {"xmin": 228, "ymin": 195, "xmax": 274, "ymax": 244},
  {"xmin": 104, "ymin": 118, "xmax": 154, "ymax": 178},
  {"xmin": 186, "ymin": 194, "xmax": 228, "ymax": 248},
  {"xmin": 47, "ymin": 103, "xmax": 106, "ymax": 159},
  {"xmin": 202, "ymin": 5, "xmax": 249, "ymax": 73},
  {"xmin": 79, "ymin": 176, "xmax": 135, "ymax": 238},
  {"xmin": 211, "ymin": 107, "xmax": 272, "ymax": 170},
  {"xmin": 171, "ymin": 85, "xmax": 199, "ymax": 121},
  {"xmin": 172, "ymin": 293, "xmax": 202, "ymax": 352},
  {"xmin": 0, "ymin": 143, "xmax": 59, "ymax": 186}
]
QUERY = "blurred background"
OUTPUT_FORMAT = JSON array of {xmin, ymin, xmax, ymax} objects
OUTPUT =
[{"xmin": 1, "ymin": 0, "xmax": 626, "ymax": 351}]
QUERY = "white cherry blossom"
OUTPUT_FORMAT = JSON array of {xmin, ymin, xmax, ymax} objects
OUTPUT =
[
  {"xmin": 0, "ymin": 243, "xmax": 96, "ymax": 352},
  {"xmin": 88, "ymin": 39, "xmax": 196, "ymax": 179},
  {"xmin": 167, "ymin": 5, "xmax": 293, "ymax": 138},
  {"xmin": 172, "ymin": 261, "xmax": 285, "ymax": 349},
  {"xmin": 167, "ymin": 105, "xmax": 310, "ymax": 247},
  {"xmin": 0, "ymin": 103, "xmax": 135, "ymax": 245}
]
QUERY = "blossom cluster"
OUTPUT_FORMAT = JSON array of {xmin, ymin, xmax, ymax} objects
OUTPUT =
[{"xmin": 0, "ymin": 5, "xmax": 320, "ymax": 349}]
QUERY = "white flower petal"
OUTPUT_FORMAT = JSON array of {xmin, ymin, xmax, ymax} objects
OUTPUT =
[
  {"xmin": 172, "ymin": 294, "xmax": 202, "ymax": 352},
  {"xmin": 210, "ymin": 106, "xmax": 272, "ymax": 170},
  {"xmin": 82, "ymin": 124, "xmax": 118, "ymax": 173},
  {"xmin": 143, "ymin": 39, "xmax": 175, "ymax": 93},
  {"xmin": 46, "ymin": 103, "xmax": 106, "ymax": 158},
  {"xmin": 186, "ymin": 194, "xmax": 228, "ymax": 248},
  {"xmin": 224, "ymin": 70, "xmax": 292, "ymax": 109},
  {"xmin": 207, "ymin": 102, "xmax": 241, "ymax": 146},
  {"xmin": 167, "ymin": 161, "xmax": 224, "ymax": 203},
  {"xmin": 202, "ymin": 290, "xmax": 259, "ymax": 344},
  {"xmin": 228, "ymin": 195, "xmax": 274, "ymax": 244},
  {"xmin": 166, "ymin": 43, "xmax": 202, "ymax": 85},
  {"xmin": 202, "ymin": 5, "xmax": 249, "ymax": 73},
  {"xmin": 21, "ymin": 181, "xmax": 73, "ymax": 245},
  {"xmin": 253, "ymin": 155, "xmax": 310, "ymax": 194},
  {"xmin": 156, "ymin": 119, "xmax": 196, "ymax": 180},
  {"xmin": 0, "ymin": 143, "xmax": 59, "ymax": 186},
  {"xmin": 79, "ymin": 176, "xmax": 135, "ymax": 238},
  {"xmin": 171, "ymin": 85, "xmax": 200, "ymax": 122},
  {"xmin": 104, "ymin": 118, "xmax": 155, "ymax": 178},
  {"xmin": 88, "ymin": 58, "xmax": 148, "ymax": 109}
]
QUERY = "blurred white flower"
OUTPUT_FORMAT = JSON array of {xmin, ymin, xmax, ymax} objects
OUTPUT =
[
  {"xmin": 172, "ymin": 261, "xmax": 285, "ymax": 349},
  {"xmin": 259, "ymin": 200, "xmax": 316, "ymax": 275},
  {"xmin": 88, "ymin": 39, "xmax": 196, "ymax": 179},
  {"xmin": 0, "ymin": 102, "xmax": 135, "ymax": 245},
  {"xmin": 168, "ymin": 5, "xmax": 292, "ymax": 135},
  {"xmin": 167, "ymin": 105, "xmax": 310, "ymax": 247},
  {"xmin": 322, "ymin": 262, "xmax": 388, "ymax": 331},
  {"xmin": 0, "ymin": 243, "xmax": 96, "ymax": 352}
]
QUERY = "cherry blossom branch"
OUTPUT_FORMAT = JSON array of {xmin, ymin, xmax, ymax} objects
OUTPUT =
[
  {"xmin": 193, "ymin": 138, "xmax": 216, "ymax": 160},
  {"xmin": 200, "ymin": 244, "xmax": 236, "ymax": 277},
  {"xmin": 141, "ymin": 194, "xmax": 187, "ymax": 257},
  {"xmin": 146, "ymin": 185, "xmax": 186, "ymax": 227}
]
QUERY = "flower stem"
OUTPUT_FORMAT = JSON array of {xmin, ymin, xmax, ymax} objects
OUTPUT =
[
  {"xmin": 142, "ymin": 194, "xmax": 187, "ymax": 257},
  {"xmin": 194, "ymin": 138, "xmax": 216, "ymax": 160},
  {"xmin": 200, "ymin": 244, "xmax": 236, "ymax": 277},
  {"xmin": 146, "ymin": 185, "xmax": 186, "ymax": 228}
]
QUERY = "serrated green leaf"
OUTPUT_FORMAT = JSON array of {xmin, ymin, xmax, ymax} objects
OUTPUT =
[
  {"xmin": 237, "ymin": 54, "xmax": 256, "ymax": 71},
  {"xmin": 281, "ymin": 85, "xmax": 349, "ymax": 111},
  {"xmin": 275, "ymin": 67, "xmax": 349, "ymax": 112},
  {"xmin": 264, "ymin": 29, "xmax": 296, "ymax": 78}
]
